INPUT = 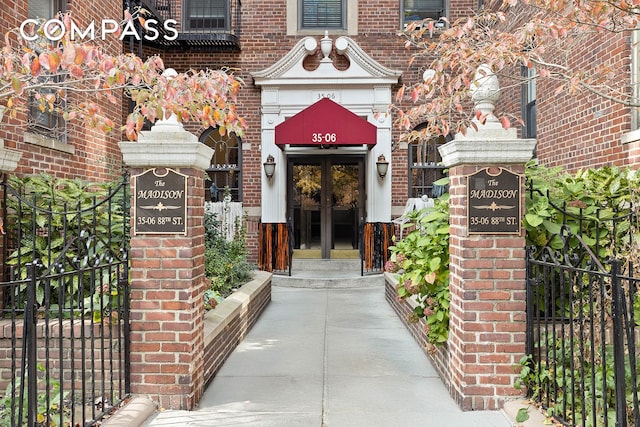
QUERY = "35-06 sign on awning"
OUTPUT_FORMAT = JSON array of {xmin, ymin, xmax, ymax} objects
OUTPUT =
[{"xmin": 275, "ymin": 98, "xmax": 377, "ymax": 147}]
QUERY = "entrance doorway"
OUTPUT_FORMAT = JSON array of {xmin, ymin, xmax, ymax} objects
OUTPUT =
[{"xmin": 288, "ymin": 156, "xmax": 364, "ymax": 259}]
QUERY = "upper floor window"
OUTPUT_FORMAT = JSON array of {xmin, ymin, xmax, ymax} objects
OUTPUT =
[
  {"xmin": 300, "ymin": 0, "xmax": 345, "ymax": 29},
  {"xmin": 521, "ymin": 65, "xmax": 537, "ymax": 139},
  {"xmin": 403, "ymin": 0, "xmax": 446, "ymax": 27},
  {"xmin": 201, "ymin": 127, "xmax": 242, "ymax": 202},
  {"xmin": 27, "ymin": 0, "xmax": 66, "ymax": 142},
  {"xmin": 184, "ymin": 0, "xmax": 229, "ymax": 31}
]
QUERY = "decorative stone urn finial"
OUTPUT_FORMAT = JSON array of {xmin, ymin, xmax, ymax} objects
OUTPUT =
[
  {"xmin": 151, "ymin": 68, "xmax": 184, "ymax": 132},
  {"xmin": 469, "ymin": 64, "xmax": 500, "ymax": 123},
  {"xmin": 320, "ymin": 31, "xmax": 332, "ymax": 62}
]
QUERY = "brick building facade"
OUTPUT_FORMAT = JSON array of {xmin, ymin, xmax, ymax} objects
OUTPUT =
[
  {"xmin": 0, "ymin": 0, "xmax": 124, "ymax": 182},
  {"xmin": 1, "ymin": 1, "xmax": 638, "ymax": 262},
  {"xmin": 2, "ymin": 0, "xmax": 638, "ymax": 414}
]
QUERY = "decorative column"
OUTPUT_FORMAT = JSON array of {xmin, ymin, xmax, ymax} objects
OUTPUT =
[
  {"xmin": 119, "ymin": 104, "xmax": 213, "ymax": 410},
  {"xmin": 438, "ymin": 65, "xmax": 536, "ymax": 410}
]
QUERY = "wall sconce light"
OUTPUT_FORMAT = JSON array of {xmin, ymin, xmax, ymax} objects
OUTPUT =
[
  {"xmin": 376, "ymin": 154, "xmax": 389, "ymax": 179},
  {"xmin": 263, "ymin": 154, "xmax": 276, "ymax": 179}
]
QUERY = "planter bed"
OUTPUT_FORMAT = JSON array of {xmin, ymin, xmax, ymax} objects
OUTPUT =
[
  {"xmin": 384, "ymin": 272, "xmax": 450, "ymax": 390},
  {"xmin": 202, "ymin": 270, "xmax": 272, "ymax": 386}
]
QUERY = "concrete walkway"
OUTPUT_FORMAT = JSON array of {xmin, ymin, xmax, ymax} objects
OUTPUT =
[{"xmin": 142, "ymin": 278, "xmax": 513, "ymax": 427}]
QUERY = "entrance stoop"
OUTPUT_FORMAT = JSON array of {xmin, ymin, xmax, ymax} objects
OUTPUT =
[{"xmin": 272, "ymin": 259, "xmax": 383, "ymax": 288}]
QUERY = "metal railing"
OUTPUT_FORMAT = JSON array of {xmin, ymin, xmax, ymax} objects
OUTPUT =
[
  {"xmin": 129, "ymin": 0, "xmax": 242, "ymax": 50},
  {"xmin": 0, "ymin": 173, "xmax": 130, "ymax": 427},
  {"xmin": 525, "ymin": 187, "xmax": 640, "ymax": 427}
]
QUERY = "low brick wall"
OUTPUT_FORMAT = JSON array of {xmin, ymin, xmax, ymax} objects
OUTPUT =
[
  {"xmin": 0, "ymin": 316, "xmax": 126, "ymax": 398},
  {"xmin": 202, "ymin": 270, "xmax": 272, "ymax": 386},
  {"xmin": 384, "ymin": 272, "xmax": 450, "ymax": 389}
]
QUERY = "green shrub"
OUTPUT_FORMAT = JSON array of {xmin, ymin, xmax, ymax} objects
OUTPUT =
[
  {"xmin": 524, "ymin": 161, "xmax": 640, "ymax": 258},
  {"xmin": 4, "ymin": 173, "xmax": 126, "ymax": 312},
  {"xmin": 0, "ymin": 363, "xmax": 69, "ymax": 427},
  {"xmin": 519, "ymin": 162, "xmax": 640, "ymax": 426},
  {"xmin": 387, "ymin": 190, "xmax": 450, "ymax": 347},
  {"xmin": 203, "ymin": 205, "xmax": 253, "ymax": 301}
]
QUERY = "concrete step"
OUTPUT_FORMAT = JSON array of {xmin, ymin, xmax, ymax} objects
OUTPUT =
[
  {"xmin": 291, "ymin": 258, "xmax": 361, "ymax": 271},
  {"xmin": 272, "ymin": 259, "xmax": 383, "ymax": 288}
]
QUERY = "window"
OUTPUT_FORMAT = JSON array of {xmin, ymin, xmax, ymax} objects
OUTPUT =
[
  {"xmin": 521, "ymin": 65, "xmax": 537, "ymax": 138},
  {"xmin": 184, "ymin": 0, "xmax": 228, "ymax": 31},
  {"xmin": 28, "ymin": 79, "xmax": 66, "ymax": 141},
  {"xmin": 27, "ymin": 0, "xmax": 66, "ymax": 141},
  {"xmin": 201, "ymin": 128, "xmax": 242, "ymax": 202},
  {"xmin": 300, "ymin": 0, "xmax": 345, "ymax": 29},
  {"xmin": 402, "ymin": 0, "xmax": 446, "ymax": 27},
  {"xmin": 287, "ymin": 0, "xmax": 356, "ymax": 35},
  {"xmin": 408, "ymin": 131, "xmax": 447, "ymax": 198}
]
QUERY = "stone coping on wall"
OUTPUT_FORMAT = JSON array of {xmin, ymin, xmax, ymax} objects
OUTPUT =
[
  {"xmin": 438, "ymin": 138, "xmax": 536, "ymax": 168},
  {"xmin": 203, "ymin": 270, "xmax": 272, "ymax": 346},
  {"xmin": 201, "ymin": 270, "xmax": 272, "ymax": 389},
  {"xmin": 383, "ymin": 272, "xmax": 450, "ymax": 389}
]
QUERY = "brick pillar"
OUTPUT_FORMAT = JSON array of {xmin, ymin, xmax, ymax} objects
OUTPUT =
[
  {"xmin": 438, "ymin": 65, "xmax": 536, "ymax": 410},
  {"xmin": 119, "ymin": 117, "xmax": 214, "ymax": 410},
  {"xmin": 444, "ymin": 161, "xmax": 529, "ymax": 410}
]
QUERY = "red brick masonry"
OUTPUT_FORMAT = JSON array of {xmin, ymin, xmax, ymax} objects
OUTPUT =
[{"xmin": 202, "ymin": 271, "xmax": 272, "ymax": 386}]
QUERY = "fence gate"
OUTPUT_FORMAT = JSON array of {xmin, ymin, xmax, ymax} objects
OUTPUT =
[
  {"xmin": 525, "ymin": 204, "xmax": 640, "ymax": 427},
  {"xmin": 0, "ymin": 173, "xmax": 130, "ymax": 427}
]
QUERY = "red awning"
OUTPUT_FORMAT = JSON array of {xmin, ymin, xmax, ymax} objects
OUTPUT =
[{"xmin": 275, "ymin": 98, "xmax": 377, "ymax": 147}]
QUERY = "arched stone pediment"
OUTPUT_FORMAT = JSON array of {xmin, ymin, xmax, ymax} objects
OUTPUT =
[{"xmin": 252, "ymin": 34, "xmax": 401, "ymax": 86}]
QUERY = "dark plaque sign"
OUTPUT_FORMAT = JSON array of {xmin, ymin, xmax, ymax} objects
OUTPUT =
[
  {"xmin": 133, "ymin": 168, "xmax": 187, "ymax": 235},
  {"xmin": 467, "ymin": 167, "xmax": 522, "ymax": 234}
]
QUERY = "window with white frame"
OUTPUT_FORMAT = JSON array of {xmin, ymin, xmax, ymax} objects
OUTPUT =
[
  {"xmin": 408, "ymin": 130, "xmax": 447, "ymax": 198},
  {"xmin": 300, "ymin": 0, "xmax": 345, "ymax": 29},
  {"xmin": 287, "ymin": 0, "xmax": 356, "ymax": 35},
  {"xmin": 521, "ymin": 65, "xmax": 537, "ymax": 139}
]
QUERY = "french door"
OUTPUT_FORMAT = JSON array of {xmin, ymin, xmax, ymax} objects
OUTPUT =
[{"xmin": 288, "ymin": 156, "xmax": 364, "ymax": 259}]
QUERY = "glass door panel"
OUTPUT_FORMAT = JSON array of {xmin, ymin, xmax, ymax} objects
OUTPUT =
[
  {"xmin": 330, "ymin": 164, "xmax": 361, "ymax": 258},
  {"xmin": 292, "ymin": 164, "xmax": 322, "ymax": 257}
]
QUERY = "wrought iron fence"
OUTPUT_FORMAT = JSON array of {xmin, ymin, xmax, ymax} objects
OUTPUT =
[
  {"xmin": 525, "ymin": 187, "xmax": 640, "ymax": 427},
  {"xmin": 0, "ymin": 173, "xmax": 130, "ymax": 427}
]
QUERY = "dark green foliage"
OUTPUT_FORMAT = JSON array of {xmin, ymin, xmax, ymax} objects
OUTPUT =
[
  {"xmin": 387, "ymin": 183, "xmax": 450, "ymax": 347},
  {"xmin": 524, "ymin": 161, "xmax": 639, "ymax": 258},
  {"xmin": 0, "ymin": 363, "xmax": 69, "ymax": 427},
  {"xmin": 203, "ymin": 206, "xmax": 253, "ymax": 302},
  {"xmin": 520, "ymin": 162, "xmax": 640, "ymax": 426},
  {"xmin": 5, "ymin": 173, "xmax": 126, "ymax": 312}
]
